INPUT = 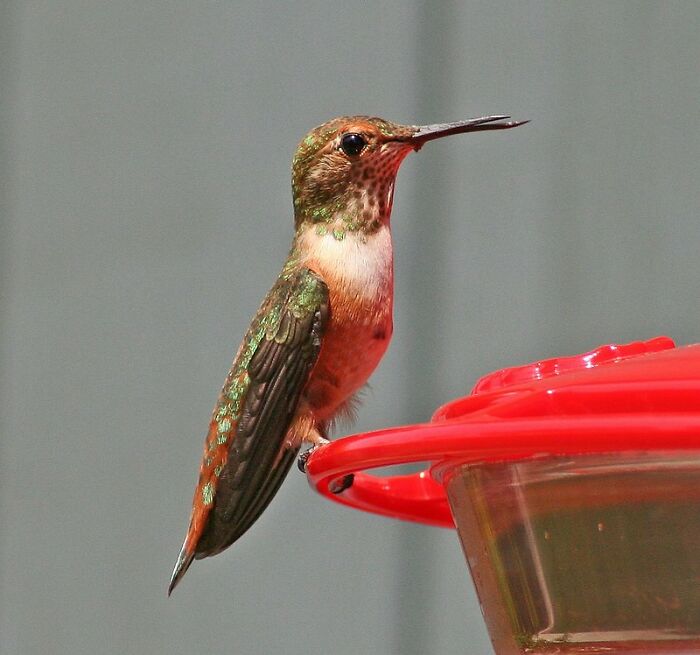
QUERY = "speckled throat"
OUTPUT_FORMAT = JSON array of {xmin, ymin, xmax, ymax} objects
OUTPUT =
[{"xmin": 291, "ymin": 116, "xmax": 416, "ymax": 238}]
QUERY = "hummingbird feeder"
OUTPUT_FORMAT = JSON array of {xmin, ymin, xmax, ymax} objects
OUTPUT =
[{"xmin": 306, "ymin": 336, "xmax": 700, "ymax": 654}]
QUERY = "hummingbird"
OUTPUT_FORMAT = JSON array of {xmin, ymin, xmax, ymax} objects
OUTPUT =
[{"xmin": 168, "ymin": 114, "xmax": 526, "ymax": 594}]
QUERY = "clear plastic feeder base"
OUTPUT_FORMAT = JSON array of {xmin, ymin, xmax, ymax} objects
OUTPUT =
[{"xmin": 448, "ymin": 453, "xmax": 700, "ymax": 654}]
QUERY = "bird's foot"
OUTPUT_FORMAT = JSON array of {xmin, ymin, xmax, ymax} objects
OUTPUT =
[
  {"xmin": 329, "ymin": 474, "xmax": 354, "ymax": 494},
  {"xmin": 297, "ymin": 441, "xmax": 354, "ymax": 493},
  {"xmin": 297, "ymin": 439, "xmax": 329, "ymax": 473}
]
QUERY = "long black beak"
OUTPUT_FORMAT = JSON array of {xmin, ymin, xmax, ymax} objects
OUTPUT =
[{"xmin": 410, "ymin": 115, "xmax": 528, "ymax": 150}]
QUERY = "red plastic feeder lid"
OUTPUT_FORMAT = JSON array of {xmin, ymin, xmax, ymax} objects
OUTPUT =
[{"xmin": 305, "ymin": 336, "xmax": 700, "ymax": 528}]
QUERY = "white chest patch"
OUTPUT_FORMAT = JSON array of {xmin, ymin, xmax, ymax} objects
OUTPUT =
[{"xmin": 299, "ymin": 226, "xmax": 394, "ymax": 304}]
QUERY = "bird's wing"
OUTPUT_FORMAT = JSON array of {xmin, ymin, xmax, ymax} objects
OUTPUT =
[{"xmin": 169, "ymin": 268, "xmax": 328, "ymax": 593}]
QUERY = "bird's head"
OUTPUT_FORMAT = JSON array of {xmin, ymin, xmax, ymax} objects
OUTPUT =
[{"xmin": 291, "ymin": 115, "xmax": 526, "ymax": 234}]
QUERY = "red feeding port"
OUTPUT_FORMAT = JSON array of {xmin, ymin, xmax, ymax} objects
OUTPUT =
[{"xmin": 306, "ymin": 337, "xmax": 700, "ymax": 655}]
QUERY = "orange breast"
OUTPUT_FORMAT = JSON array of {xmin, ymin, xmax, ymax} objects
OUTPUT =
[{"xmin": 304, "ymin": 260, "xmax": 393, "ymax": 421}]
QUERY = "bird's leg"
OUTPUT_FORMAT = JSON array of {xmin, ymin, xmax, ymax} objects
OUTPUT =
[
  {"xmin": 288, "ymin": 407, "xmax": 353, "ymax": 492},
  {"xmin": 298, "ymin": 424, "xmax": 354, "ymax": 493},
  {"xmin": 296, "ymin": 424, "xmax": 329, "ymax": 473},
  {"xmin": 328, "ymin": 473, "xmax": 354, "ymax": 494}
]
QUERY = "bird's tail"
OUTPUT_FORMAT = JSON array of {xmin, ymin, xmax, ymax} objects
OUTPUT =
[{"xmin": 168, "ymin": 540, "xmax": 195, "ymax": 595}]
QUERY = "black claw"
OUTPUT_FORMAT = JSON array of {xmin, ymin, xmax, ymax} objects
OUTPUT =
[
  {"xmin": 329, "ymin": 474, "xmax": 354, "ymax": 494},
  {"xmin": 297, "ymin": 449, "xmax": 311, "ymax": 473}
]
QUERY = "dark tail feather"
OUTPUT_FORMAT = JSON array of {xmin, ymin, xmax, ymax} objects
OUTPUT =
[
  {"xmin": 168, "ymin": 541, "xmax": 195, "ymax": 596},
  {"xmin": 196, "ymin": 445, "xmax": 299, "ymax": 556},
  {"xmin": 228, "ymin": 446, "xmax": 299, "ymax": 545}
]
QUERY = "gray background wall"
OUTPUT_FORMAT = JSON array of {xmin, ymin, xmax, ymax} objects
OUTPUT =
[{"xmin": 2, "ymin": 2, "xmax": 699, "ymax": 654}]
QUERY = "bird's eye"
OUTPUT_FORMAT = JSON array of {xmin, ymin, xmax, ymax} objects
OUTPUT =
[{"xmin": 340, "ymin": 133, "xmax": 367, "ymax": 157}]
